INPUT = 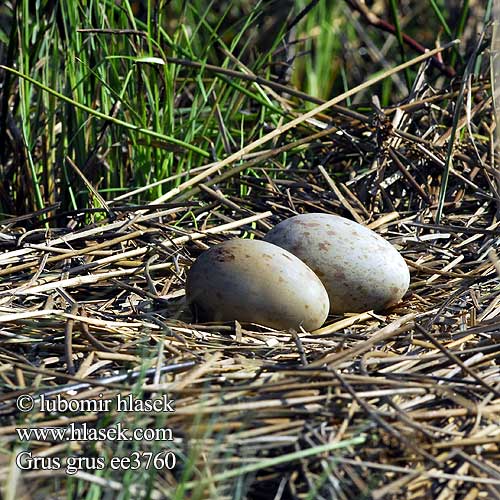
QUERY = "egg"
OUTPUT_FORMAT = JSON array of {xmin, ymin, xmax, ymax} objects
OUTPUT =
[
  {"xmin": 264, "ymin": 213, "xmax": 410, "ymax": 313},
  {"xmin": 186, "ymin": 239, "xmax": 330, "ymax": 330}
]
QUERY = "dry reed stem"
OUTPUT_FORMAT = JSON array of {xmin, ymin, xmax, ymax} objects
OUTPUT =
[{"xmin": 1, "ymin": 59, "xmax": 498, "ymax": 497}]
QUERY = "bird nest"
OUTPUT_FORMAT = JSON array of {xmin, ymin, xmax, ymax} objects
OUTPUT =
[{"xmin": 0, "ymin": 76, "xmax": 499, "ymax": 499}]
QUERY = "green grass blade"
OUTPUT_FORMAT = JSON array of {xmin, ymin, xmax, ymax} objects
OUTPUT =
[
  {"xmin": 0, "ymin": 65, "xmax": 210, "ymax": 158},
  {"xmin": 181, "ymin": 435, "xmax": 366, "ymax": 490},
  {"xmin": 388, "ymin": 0, "xmax": 411, "ymax": 90}
]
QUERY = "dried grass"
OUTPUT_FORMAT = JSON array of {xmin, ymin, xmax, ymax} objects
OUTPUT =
[{"xmin": 0, "ymin": 67, "xmax": 499, "ymax": 499}]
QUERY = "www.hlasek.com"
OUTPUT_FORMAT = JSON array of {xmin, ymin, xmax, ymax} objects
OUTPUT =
[
  {"xmin": 16, "ymin": 421, "xmax": 174, "ymax": 442},
  {"xmin": 15, "ymin": 392, "xmax": 178, "ymax": 474}
]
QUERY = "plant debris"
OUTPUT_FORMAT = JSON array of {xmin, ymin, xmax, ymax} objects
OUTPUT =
[{"xmin": 1, "ymin": 38, "xmax": 499, "ymax": 500}]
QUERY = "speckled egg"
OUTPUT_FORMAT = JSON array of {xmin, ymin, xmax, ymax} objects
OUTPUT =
[
  {"xmin": 264, "ymin": 213, "xmax": 410, "ymax": 313},
  {"xmin": 186, "ymin": 239, "xmax": 330, "ymax": 330}
]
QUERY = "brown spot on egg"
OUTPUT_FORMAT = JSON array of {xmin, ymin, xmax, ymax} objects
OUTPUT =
[
  {"xmin": 282, "ymin": 253, "xmax": 293, "ymax": 261},
  {"xmin": 213, "ymin": 247, "xmax": 236, "ymax": 262},
  {"xmin": 332, "ymin": 268, "xmax": 346, "ymax": 281},
  {"xmin": 318, "ymin": 242, "xmax": 330, "ymax": 251},
  {"xmin": 296, "ymin": 220, "xmax": 324, "ymax": 229}
]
